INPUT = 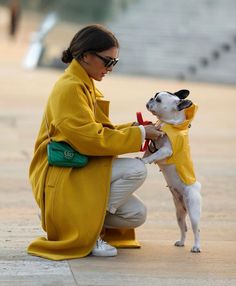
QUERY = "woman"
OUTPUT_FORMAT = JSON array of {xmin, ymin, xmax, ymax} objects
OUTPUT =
[{"xmin": 28, "ymin": 24, "xmax": 162, "ymax": 260}]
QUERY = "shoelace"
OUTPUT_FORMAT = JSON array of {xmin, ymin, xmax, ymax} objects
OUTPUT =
[{"xmin": 96, "ymin": 238, "xmax": 107, "ymax": 249}]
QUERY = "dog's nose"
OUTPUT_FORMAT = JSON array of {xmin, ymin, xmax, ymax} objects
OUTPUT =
[{"xmin": 146, "ymin": 98, "xmax": 153, "ymax": 109}]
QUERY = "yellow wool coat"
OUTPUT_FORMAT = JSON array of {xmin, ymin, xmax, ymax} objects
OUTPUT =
[
  {"xmin": 161, "ymin": 104, "xmax": 198, "ymax": 185},
  {"xmin": 28, "ymin": 59, "xmax": 142, "ymax": 260}
]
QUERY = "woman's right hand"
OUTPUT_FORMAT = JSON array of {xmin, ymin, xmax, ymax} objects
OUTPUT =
[{"xmin": 144, "ymin": 125, "xmax": 164, "ymax": 140}]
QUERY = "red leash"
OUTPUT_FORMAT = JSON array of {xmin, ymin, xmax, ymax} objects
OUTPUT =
[{"xmin": 136, "ymin": 112, "xmax": 152, "ymax": 151}]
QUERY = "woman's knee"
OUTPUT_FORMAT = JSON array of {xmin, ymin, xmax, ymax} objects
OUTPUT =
[
  {"xmin": 133, "ymin": 203, "xmax": 147, "ymax": 227},
  {"xmin": 104, "ymin": 204, "xmax": 147, "ymax": 229}
]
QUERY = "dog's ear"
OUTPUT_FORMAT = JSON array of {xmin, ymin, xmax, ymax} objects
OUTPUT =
[
  {"xmin": 177, "ymin": 99, "xmax": 192, "ymax": 111},
  {"xmin": 174, "ymin": 89, "xmax": 190, "ymax": 99}
]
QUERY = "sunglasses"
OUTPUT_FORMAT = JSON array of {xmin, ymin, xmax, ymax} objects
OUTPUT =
[{"xmin": 93, "ymin": 52, "xmax": 119, "ymax": 68}]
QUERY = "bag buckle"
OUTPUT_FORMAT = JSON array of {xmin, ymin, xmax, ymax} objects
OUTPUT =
[{"xmin": 64, "ymin": 150, "xmax": 74, "ymax": 160}]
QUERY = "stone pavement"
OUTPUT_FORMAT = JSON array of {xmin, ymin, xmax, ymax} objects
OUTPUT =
[{"xmin": 0, "ymin": 9, "xmax": 236, "ymax": 286}]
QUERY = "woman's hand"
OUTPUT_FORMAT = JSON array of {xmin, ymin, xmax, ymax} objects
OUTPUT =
[{"xmin": 144, "ymin": 125, "xmax": 164, "ymax": 140}]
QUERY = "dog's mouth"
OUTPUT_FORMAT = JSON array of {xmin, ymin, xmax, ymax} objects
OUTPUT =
[
  {"xmin": 146, "ymin": 102, "xmax": 158, "ymax": 116},
  {"xmin": 149, "ymin": 109, "xmax": 157, "ymax": 116}
]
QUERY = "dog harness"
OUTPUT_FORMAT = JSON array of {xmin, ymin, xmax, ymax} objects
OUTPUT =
[{"xmin": 161, "ymin": 104, "xmax": 198, "ymax": 185}]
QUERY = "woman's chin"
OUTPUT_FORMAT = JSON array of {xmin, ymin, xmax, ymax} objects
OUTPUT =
[{"xmin": 93, "ymin": 75, "xmax": 103, "ymax": 81}]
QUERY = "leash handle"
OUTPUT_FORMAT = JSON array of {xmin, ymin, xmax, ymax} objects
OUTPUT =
[
  {"xmin": 136, "ymin": 112, "xmax": 152, "ymax": 126},
  {"xmin": 136, "ymin": 112, "xmax": 152, "ymax": 152}
]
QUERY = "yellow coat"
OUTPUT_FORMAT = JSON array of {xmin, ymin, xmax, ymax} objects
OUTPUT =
[
  {"xmin": 161, "ymin": 104, "xmax": 198, "ymax": 185},
  {"xmin": 28, "ymin": 60, "xmax": 142, "ymax": 260}
]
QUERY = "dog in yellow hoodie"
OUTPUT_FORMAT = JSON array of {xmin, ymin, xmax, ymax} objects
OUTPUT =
[{"xmin": 142, "ymin": 89, "xmax": 201, "ymax": 253}]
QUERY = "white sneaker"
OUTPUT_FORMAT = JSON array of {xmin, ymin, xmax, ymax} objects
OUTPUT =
[{"xmin": 91, "ymin": 238, "xmax": 117, "ymax": 257}]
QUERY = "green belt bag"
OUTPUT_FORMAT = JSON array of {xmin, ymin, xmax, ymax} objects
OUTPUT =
[
  {"xmin": 45, "ymin": 115, "xmax": 88, "ymax": 168},
  {"xmin": 47, "ymin": 141, "xmax": 88, "ymax": 168}
]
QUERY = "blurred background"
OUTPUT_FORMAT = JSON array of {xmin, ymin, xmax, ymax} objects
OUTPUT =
[{"xmin": 0, "ymin": 0, "xmax": 236, "ymax": 85}]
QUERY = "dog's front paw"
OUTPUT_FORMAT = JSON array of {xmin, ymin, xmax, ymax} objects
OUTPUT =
[
  {"xmin": 174, "ymin": 241, "xmax": 185, "ymax": 247},
  {"xmin": 141, "ymin": 157, "xmax": 152, "ymax": 164},
  {"xmin": 135, "ymin": 156, "xmax": 143, "ymax": 161},
  {"xmin": 191, "ymin": 246, "xmax": 201, "ymax": 253},
  {"xmin": 136, "ymin": 157, "xmax": 149, "ymax": 165}
]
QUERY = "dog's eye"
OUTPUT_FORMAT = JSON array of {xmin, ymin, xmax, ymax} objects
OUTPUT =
[{"xmin": 155, "ymin": 97, "xmax": 161, "ymax": 103}]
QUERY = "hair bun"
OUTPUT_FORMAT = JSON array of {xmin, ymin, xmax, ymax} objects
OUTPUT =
[{"xmin": 61, "ymin": 48, "xmax": 73, "ymax": 64}]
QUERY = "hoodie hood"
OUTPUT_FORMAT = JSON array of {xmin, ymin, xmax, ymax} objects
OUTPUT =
[{"xmin": 172, "ymin": 103, "xmax": 198, "ymax": 130}]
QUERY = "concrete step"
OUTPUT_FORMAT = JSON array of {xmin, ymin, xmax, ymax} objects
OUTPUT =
[{"xmin": 108, "ymin": 0, "xmax": 236, "ymax": 84}]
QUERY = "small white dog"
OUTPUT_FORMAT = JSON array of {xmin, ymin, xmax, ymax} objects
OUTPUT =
[{"xmin": 142, "ymin": 89, "xmax": 201, "ymax": 253}]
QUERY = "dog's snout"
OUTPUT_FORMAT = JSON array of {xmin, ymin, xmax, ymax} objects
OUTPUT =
[{"xmin": 146, "ymin": 98, "xmax": 153, "ymax": 109}]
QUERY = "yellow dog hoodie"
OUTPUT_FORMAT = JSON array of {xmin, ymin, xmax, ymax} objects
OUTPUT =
[{"xmin": 160, "ymin": 104, "xmax": 198, "ymax": 185}]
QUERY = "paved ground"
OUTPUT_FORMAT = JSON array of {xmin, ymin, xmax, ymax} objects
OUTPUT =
[{"xmin": 0, "ymin": 7, "xmax": 236, "ymax": 286}]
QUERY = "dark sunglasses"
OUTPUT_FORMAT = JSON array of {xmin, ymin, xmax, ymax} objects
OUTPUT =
[{"xmin": 93, "ymin": 52, "xmax": 119, "ymax": 68}]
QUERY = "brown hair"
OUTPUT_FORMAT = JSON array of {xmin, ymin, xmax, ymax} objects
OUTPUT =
[{"xmin": 61, "ymin": 24, "xmax": 119, "ymax": 64}]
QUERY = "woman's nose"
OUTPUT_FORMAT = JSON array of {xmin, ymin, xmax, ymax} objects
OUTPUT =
[{"xmin": 106, "ymin": 66, "xmax": 113, "ymax": 72}]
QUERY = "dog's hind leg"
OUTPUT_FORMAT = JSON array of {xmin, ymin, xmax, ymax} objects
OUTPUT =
[
  {"xmin": 184, "ymin": 184, "xmax": 202, "ymax": 253},
  {"xmin": 170, "ymin": 187, "xmax": 187, "ymax": 247}
]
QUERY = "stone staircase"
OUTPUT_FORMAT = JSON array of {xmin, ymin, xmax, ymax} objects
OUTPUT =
[{"xmin": 107, "ymin": 0, "xmax": 236, "ymax": 85}]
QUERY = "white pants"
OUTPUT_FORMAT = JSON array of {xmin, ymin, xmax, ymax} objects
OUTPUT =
[{"xmin": 104, "ymin": 158, "xmax": 147, "ymax": 229}]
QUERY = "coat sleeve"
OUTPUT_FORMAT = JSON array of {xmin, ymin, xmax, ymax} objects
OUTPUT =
[
  {"xmin": 51, "ymin": 85, "xmax": 142, "ymax": 156},
  {"xmin": 115, "ymin": 122, "xmax": 134, "ymax": 130}
]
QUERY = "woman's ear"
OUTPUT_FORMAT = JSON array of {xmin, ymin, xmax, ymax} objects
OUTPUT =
[
  {"xmin": 81, "ymin": 53, "xmax": 90, "ymax": 64},
  {"xmin": 177, "ymin": 99, "xmax": 192, "ymax": 111}
]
